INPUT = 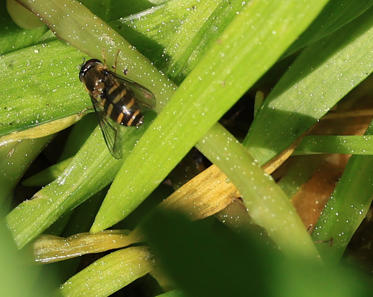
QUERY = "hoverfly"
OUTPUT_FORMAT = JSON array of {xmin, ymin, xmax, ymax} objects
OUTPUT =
[{"xmin": 79, "ymin": 59, "xmax": 155, "ymax": 159}]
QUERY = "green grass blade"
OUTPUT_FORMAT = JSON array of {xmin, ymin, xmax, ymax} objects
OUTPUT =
[
  {"xmin": 6, "ymin": 0, "xmax": 44, "ymax": 29},
  {"xmin": 22, "ymin": 115, "xmax": 96, "ymax": 187},
  {"xmin": 80, "ymin": 0, "xmax": 155, "ymax": 22},
  {"xmin": 277, "ymin": 156, "xmax": 323, "ymax": 197},
  {"xmin": 21, "ymin": 157, "xmax": 72, "ymax": 187},
  {"xmin": 285, "ymin": 0, "xmax": 373, "ymax": 56},
  {"xmin": 196, "ymin": 124, "xmax": 318, "ymax": 257},
  {"xmin": 0, "ymin": 1, "xmax": 47, "ymax": 55},
  {"xmin": 0, "ymin": 40, "xmax": 90, "ymax": 136},
  {"xmin": 92, "ymin": 0, "xmax": 329, "ymax": 232},
  {"xmin": 6, "ymin": 122, "xmax": 151, "ymax": 248},
  {"xmin": 295, "ymin": 135, "xmax": 373, "ymax": 155},
  {"xmin": 59, "ymin": 247, "xmax": 154, "ymax": 297},
  {"xmin": 312, "ymin": 121, "xmax": 373, "ymax": 263},
  {"xmin": 115, "ymin": 0, "xmax": 248, "ymax": 83},
  {"xmin": 244, "ymin": 7, "xmax": 373, "ymax": 164},
  {"xmin": 0, "ymin": 136, "xmax": 52, "ymax": 207}
]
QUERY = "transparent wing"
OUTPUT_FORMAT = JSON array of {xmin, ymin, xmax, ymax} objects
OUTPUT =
[
  {"xmin": 90, "ymin": 96, "xmax": 123, "ymax": 159},
  {"xmin": 111, "ymin": 73, "xmax": 156, "ymax": 110}
]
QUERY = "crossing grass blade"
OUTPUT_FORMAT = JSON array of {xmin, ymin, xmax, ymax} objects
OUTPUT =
[
  {"xmin": 91, "ymin": 0, "xmax": 329, "ymax": 257},
  {"xmin": 312, "ymin": 120, "xmax": 373, "ymax": 263},
  {"xmin": 6, "ymin": 123, "xmax": 150, "ymax": 248},
  {"xmin": 243, "ymin": 6, "xmax": 373, "ymax": 164},
  {"xmin": 6, "ymin": 0, "xmax": 324, "ymax": 251}
]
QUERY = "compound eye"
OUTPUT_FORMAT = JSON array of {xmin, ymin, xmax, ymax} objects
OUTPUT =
[{"xmin": 79, "ymin": 59, "xmax": 102, "ymax": 81}]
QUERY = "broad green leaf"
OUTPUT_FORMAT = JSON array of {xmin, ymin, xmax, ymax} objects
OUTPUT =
[
  {"xmin": 244, "ymin": 7, "xmax": 373, "ymax": 164},
  {"xmin": 59, "ymin": 246, "xmax": 154, "ymax": 297},
  {"xmin": 312, "ymin": 121, "xmax": 373, "ymax": 263}
]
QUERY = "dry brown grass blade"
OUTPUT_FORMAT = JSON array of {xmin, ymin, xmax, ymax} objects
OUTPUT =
[{"xmin": 33, "ymin": 230, "xmax": 139, "ymax": 263}]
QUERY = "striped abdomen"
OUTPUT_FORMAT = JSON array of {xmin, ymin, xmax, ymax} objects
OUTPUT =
[{"xmin": 104, "ymin": 81, "xmax": 144, "ymax": 126}]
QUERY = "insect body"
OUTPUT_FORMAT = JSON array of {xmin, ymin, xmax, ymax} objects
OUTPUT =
[{"xmin": 79, "ymin": 59, "xmax": 155, "ymax": 159}]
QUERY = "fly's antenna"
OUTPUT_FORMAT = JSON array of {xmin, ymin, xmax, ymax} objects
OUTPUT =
[
  {"xmin": 112, "ymin": 49, "xmax": 121, "ymax": 74},
  {"xmin": 79, "ymin": 57, "xmax": 86, "ymax": 69},
  {"xmin": 101, "ymin": 49, "xmax": 107, "ymax": 68}
]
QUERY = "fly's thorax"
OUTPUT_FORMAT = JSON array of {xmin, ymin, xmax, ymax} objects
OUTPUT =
[{"xmin": 80, "ymin": 62, "xmax": 107, "ymax": 94}]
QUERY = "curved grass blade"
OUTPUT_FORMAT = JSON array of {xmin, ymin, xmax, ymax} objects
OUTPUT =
[
  {"xmin": 312, "ymin": 121, "xmax": 373, "ymax": 263},
  {"xmin": 59, "ymin": 246, "xmax": 154, "ymax": 297},
  {"xmin": 0, "ymin": 114, "xmax": 83, "ymax": 145},
  {"xmin": 244, "ymin": 7, "xmax": 373, "ymax": 165},
  {"xmin": 92, "ymin": 0, "xmax": 329, "ymax": 239},
  {"xmin": 33, "ymin": 230, "xmax": 136, "ymax": 263}
]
